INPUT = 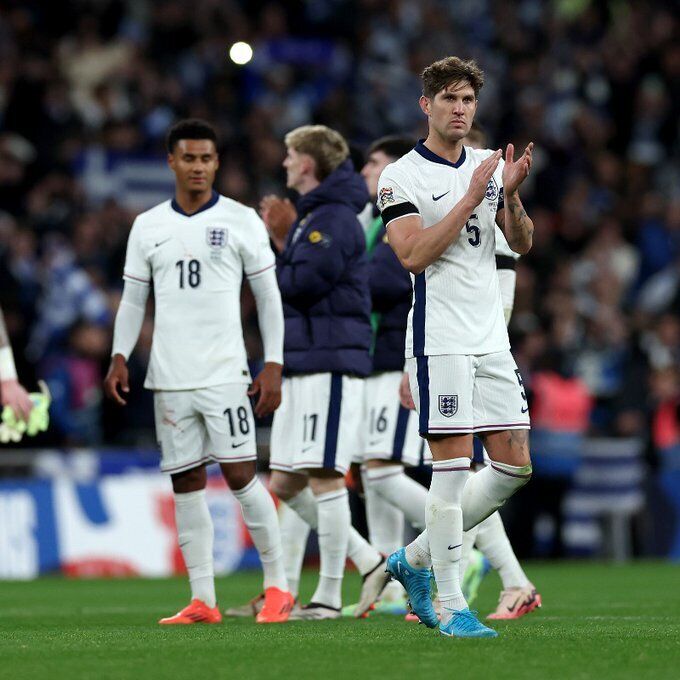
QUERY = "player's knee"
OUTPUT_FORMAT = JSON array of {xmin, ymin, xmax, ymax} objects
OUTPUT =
[
  {"xmin": 220, "ymin": 462, "xmax": 255, "ymax": 491},
  {"xmin": 269, "ymin": 470, "xmax": 305, "ymax": 501},
  {"xmin": 308, "ymin": 472, "xmax": 344, "ymax": 496},
  {"xmin": 171, "ymin": 465, "xmax": 207, "ymax": 494}
]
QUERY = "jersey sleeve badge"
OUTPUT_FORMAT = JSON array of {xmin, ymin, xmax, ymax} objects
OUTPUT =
[{"xmin": 378, "ymin": 186, "xmax": 395, "ymax": 209}]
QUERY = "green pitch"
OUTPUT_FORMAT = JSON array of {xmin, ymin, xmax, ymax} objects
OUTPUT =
[{"xmin": 1, "ymin": 562, "xmax": 679, "ymax": 679}]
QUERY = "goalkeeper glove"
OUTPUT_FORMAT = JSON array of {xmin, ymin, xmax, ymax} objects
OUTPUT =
[{"xmin": 0, "ymin": 380, "xmax": 51, "ymax": 443}]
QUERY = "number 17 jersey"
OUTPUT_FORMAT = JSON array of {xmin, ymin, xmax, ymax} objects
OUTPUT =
[
  {"xmin": 377, "ymin": 141, "xmax": 510, "ymax": 358},
  {"xmin": 123, "ymin": 191, "xmax": 275, "ymax": 390}
]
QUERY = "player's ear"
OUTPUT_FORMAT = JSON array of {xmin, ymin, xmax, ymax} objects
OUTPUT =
[
  {"xmin": 167, "ymin": 153, "xmax": 175, "ymax": 170},
  {"xmin": 419, "ymin": 95, "xmax": 431, "ymax": 117},
  {"xmin": 303, "ymin": 154, "xmax": 316, "ymax": 179}
]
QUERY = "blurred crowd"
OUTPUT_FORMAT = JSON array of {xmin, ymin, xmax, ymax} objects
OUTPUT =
[{"xmin": 0, "ymin": 0, "xmax": 678, "ymax": 462}]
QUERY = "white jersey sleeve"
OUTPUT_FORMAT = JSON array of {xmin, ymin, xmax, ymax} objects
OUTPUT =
[
  {"xmin": 376, "ymin": 164, "xmax": 420, "ymax": 226},
  {"xmin": 123, "ymin": 218, "xmax": 151, "ymax": 284},
  {"xmin": 241, "ymin": 210, "xmax": 276, "ymax": 279}
]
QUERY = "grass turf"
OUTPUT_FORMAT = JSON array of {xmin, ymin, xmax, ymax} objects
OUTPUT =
[{"xmin": 1, "ymin": 562, "xmax": 679, "ymax": 679}]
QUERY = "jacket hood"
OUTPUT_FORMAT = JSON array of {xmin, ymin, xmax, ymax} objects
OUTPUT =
[{"xmin": 297, "ymin": 159, "xmax": 369, "ymax": 217}]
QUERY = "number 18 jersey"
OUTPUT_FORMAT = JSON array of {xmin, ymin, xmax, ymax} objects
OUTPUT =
[
  {"xmin": 123, "ymin": 191, "xmax": 275, "ymax": 390},
  {"xmin": 377, "ymin": 141, "xmax": 509, "ymax": 358}
]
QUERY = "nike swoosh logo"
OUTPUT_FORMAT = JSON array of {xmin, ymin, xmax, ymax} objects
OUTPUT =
[
  {"xmin": 432, "ymin": 191, "xmax": 450, "ymax": 201},
  {"xmin": 506, "ymin": 595, "xmax": 522, "ymax": 613},
  {"xmin": 368, "ymin": 440, "xmax": 382, "ymax": 446},
  {"xmin": 232, "ymin": 441, "xmax": 248, "ymax": 448},
  {"xmin": 179, "ymin": 540, "xmax": 189, "ymax": 548},
  {"xmin": 154, "ymin": 238, "xmax": 172, "ymax": 248},
  {"xmin": 447, "ymin": 544, "xmax": 462, "ymax": 550},
  {"xmin": 301, "ymin": 445, "xmax": 315, "ymax": 453},
  {"xmin": 521, "ymin": 406, "xmax": 529, "ymax": 413}
]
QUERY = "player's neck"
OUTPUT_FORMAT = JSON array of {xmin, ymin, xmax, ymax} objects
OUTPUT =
[
  {"xmin": 174, "ymin": 188, "xmax": 215, "ymax": 215},
  {"xmin": 296, "ymin": 175, "xmax": 320, "ymax": 196},
  {"xmin": 423, "ymin": 133, "xmax": 464, "ymax": 165}
]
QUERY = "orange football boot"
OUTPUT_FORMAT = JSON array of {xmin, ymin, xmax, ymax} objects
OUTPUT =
[
  {"xmin": 159, "ymin": 598, "xmax": 222, "ymax": 625},
  {"xmin": 256, "ymin": 587, "xmax": 295, "ymax": 624}
]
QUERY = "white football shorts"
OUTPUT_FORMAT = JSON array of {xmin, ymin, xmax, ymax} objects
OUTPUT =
[
  {"xmin": 154, "ymin": 383, "xmax": 256, "ymax": 474},
  {"xmin": 406, "ymin": 350, "xmax": 530, "ymax": 435},
  {"xmin": 269, "ymin": 373, "xmax": 364, "ymax": 475},
  {"xmin": 360, "ymin": 371, "xmax": 431, "ymax": 466}
]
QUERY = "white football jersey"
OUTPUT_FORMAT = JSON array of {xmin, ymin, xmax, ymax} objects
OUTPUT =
[
  {"xmin": 377, "ymin": 142, "xmax": 509, "ymax": 357},
  {"xmin": 123, "ymin": 191, "xmax": 275, "ymax": 390}
]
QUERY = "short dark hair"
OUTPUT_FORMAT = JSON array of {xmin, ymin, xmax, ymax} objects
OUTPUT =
[
  {"xmin": 367, "ymin": 135, "xmax": 416, "ymax": 162},
  {"xmin": 166, "ymin": 119, "xmax": 218, "ymax": 153},
  {"xmin": 421, "ymin": 56, "xmax": 484, "ymax": 99}
]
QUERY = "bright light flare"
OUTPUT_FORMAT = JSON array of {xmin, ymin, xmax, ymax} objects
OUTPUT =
[{"xmin": 229, "ymin": 42, "xmax": 253, "ymax": 65}]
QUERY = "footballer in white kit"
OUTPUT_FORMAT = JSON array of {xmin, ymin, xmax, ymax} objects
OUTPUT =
[
  {"xmin": 378, "ymin": 56, "xmax": 535, "ymax": 639},
  {"xmin": 105, "ymin": 119, "xmax": 294, "ymax": 626},
  {"xmin": 379, "ymin": 143, "xmax": 530, "ymax": 435}
]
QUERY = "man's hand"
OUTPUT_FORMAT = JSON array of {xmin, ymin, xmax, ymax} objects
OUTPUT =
[
  {"xmin": 260, "ymin": 195, "xmax": 296, "ymax": 252},
  {"xmin": 464, "ymin": 149, "xmax": 502, "ymax": 208},
  {"xmin": 0, "ymin": 379, "xmax": 34, "ymax": 421},
  {"xmin": 248, "ymin": 362, "xmax": 283, "ymax": 418},
  {"xmin": 399, "ymin": 372, "xmax": 415, "ymax": 410},
  {"xmin": 502, "ymin": 142, "xmax": 533, "ymax": 196},
  {"xmin": 104, "ymin": 354, "xmax": 130, "ymax": 406}
]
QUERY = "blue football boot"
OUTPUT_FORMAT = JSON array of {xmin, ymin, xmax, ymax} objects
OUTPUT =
[
  {"xmin": 385, "ymin": 548, "xmax": 439, "ymax": 628},
  {"xmin": 439, "ymin": 608, "xmax": 498, "ymax": 638}
]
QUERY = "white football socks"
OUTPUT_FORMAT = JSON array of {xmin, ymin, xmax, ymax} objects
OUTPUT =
[
  {"xmin": 310, "ymin": 488, "xmax": 350, "ymax": 609},
  {"xmin": 475, "ymin": 510, "xmax": 530, "ymax": 589},
  {"xmin": 364, "ymin": 464, "xmax": 427, "ymax": 531},
  {"xmin": 284, "ymin": 486, "xmax": 381, "ymax": 577},
  {"xmin": 405, "ymin": 530, "xmax": 432, "ymax": 569},
  {"xmin": 278, "ymin": 501, "xmax": 310, "ymax": 598},
  {"xmin": 362, "ymin": 466, "xmax": 405, "ymax": 556},
  {"xmin": 232, "ymin": 477, "xmax": 288, "ymax": 592},
  {"xmin": 174, "ymin": 489, "xmax": 216, "ymax": 608},
  {"xmin": 462, "ymin": 460, "xmax": 532, "ymax": 531},
  {"xmin": 427, "ymin": 459, "xmax": 470, "ymax": 620}
]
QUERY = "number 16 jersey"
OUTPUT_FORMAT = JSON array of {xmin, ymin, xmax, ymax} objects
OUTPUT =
[
  {"xmin": 377, "ymin": 141, "xmax": 510, "ymax": 358},
  {"xmin": 123, "ymin": 191, "xmax": 275, "ymax": 390}
]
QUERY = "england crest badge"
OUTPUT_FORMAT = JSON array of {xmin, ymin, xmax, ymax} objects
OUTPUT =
[
  {"xmin": 485, "ymin": 177, "xmax": 499, "ymax": 202},
  {"xmin": 206, "ymin": 227, "xmax": 228, "ymax": 248},
  {"xmin": 438, "ymin": 394, "xmax": 458, "ymax": 418},
  {"xmin": 206, "ymin": 227, "xmax": 228, "ymax": 260}
]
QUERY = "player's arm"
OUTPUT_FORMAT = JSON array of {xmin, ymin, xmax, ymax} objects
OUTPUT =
[
  {"xmin": 496, "ymin": 143, "xmax": 534, "ymax": 255},
  {"xmin": 0, "ymin": 306, "xmax": 33, "ymax": 421},
  {"xmin": 247, "ymin": 267, "xmax": 284, "ymax": 418},
  {"xmin": 104, "ymin": 279, "xmax": 149, "ymax": 406},
  {"xmin": 385, "ymin": 150, "xmax": 502, "ymax": 274}
]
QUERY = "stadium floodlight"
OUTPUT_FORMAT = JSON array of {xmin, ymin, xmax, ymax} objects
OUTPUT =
[{"xmin": 229, "ymin": 42, "xmax": 253, "ymax": 65}]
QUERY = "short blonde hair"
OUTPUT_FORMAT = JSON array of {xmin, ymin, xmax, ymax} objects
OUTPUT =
[
  {"xmin": 422, "ymin": 56, "xmax": 484, "ymax": 99},
  {"xmin": 284, "ymin": 125, "xmax": 349, "ymax": 181}
]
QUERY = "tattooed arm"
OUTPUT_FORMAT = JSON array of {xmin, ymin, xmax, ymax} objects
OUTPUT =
[
  {"xmin": 496, "ymin": 142, "xmax": 534, "ymax": 255},
  {"xmin": 0, "ymin": 307, "xmax": 34, "ymax": 420}
]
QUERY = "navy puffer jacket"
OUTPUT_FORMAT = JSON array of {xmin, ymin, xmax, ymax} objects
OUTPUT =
[
  {"xmin": 277, "ymin": 159, "xmax": 372, "ymax": 376},
  {"xmin": 369, "ymin": 222, "xmax": 412, "ymax": 372}
]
